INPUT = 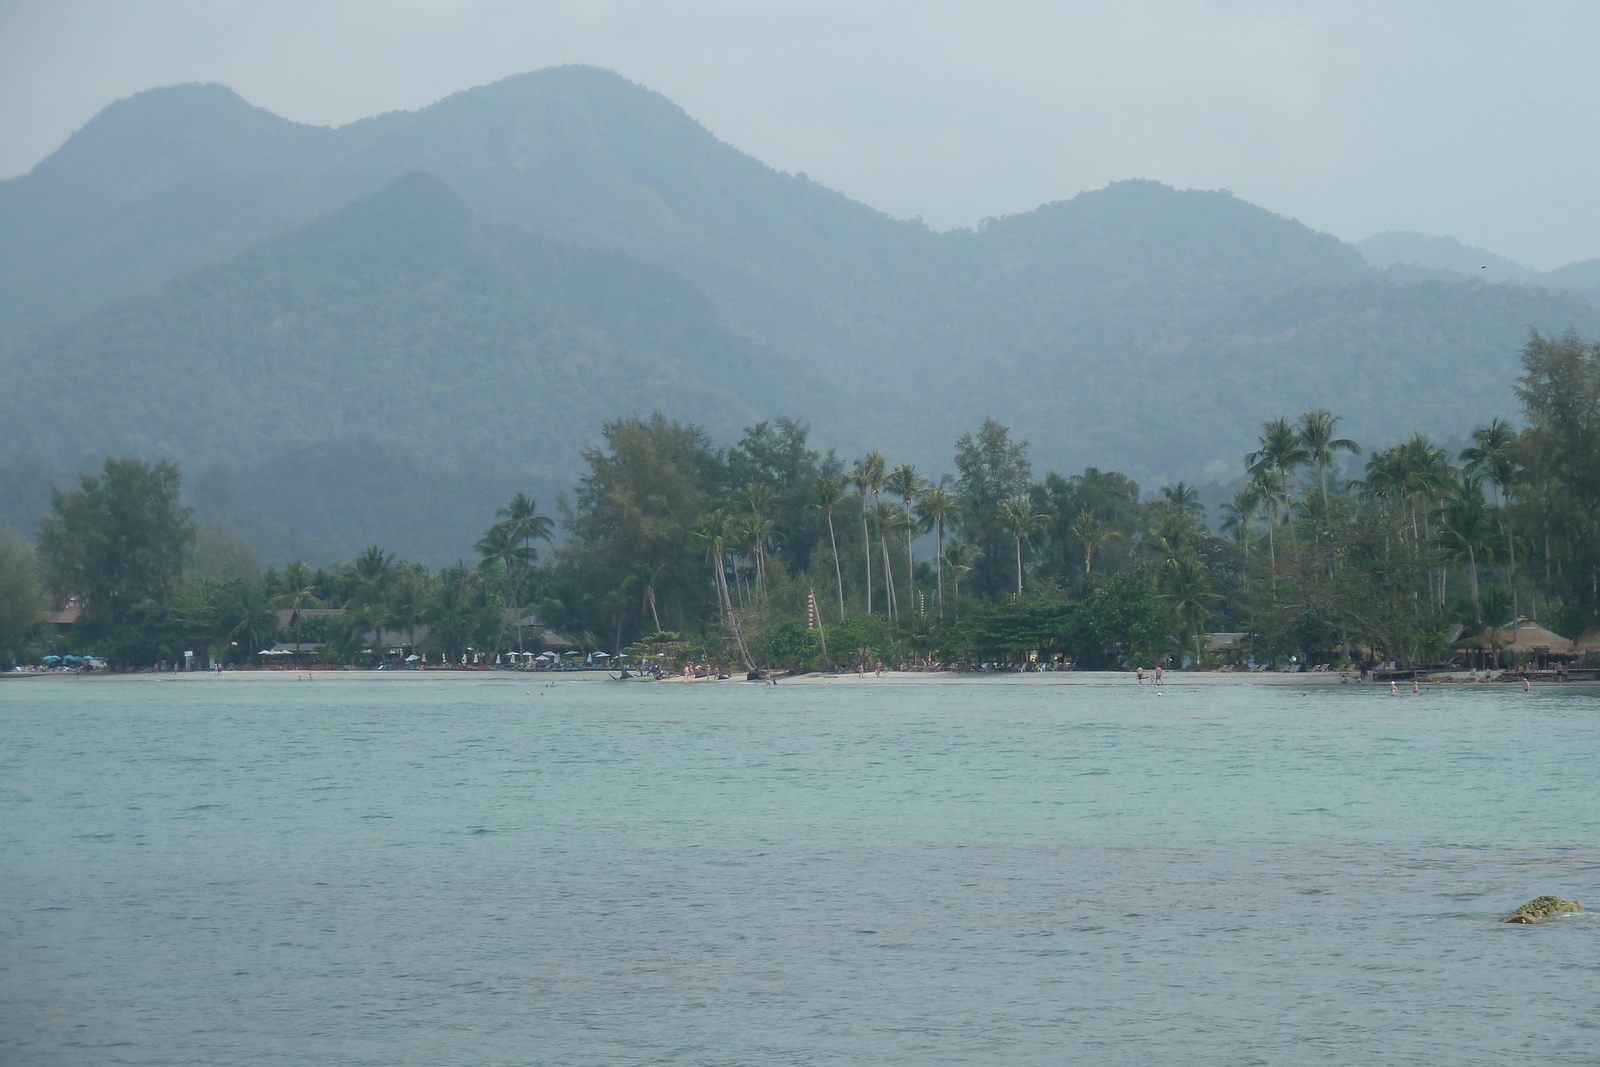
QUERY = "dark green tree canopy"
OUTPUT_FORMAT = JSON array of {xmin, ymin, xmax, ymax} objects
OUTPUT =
[{"xmin": 36, "ymin": 457, "xmax": 194, "ymax": 631}]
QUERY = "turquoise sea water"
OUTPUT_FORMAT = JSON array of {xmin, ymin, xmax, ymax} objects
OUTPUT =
[{"xmin": 3, "ymin": 676, "xmax": 1598, "ymax": 1065}]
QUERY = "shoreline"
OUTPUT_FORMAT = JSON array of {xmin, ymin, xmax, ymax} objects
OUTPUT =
[{"xmin": 7, "ymin": 669, "xmax": 1584, "ymax": 687}]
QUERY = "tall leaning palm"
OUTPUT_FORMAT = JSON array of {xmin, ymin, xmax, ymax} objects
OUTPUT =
[
  {"xmin": 869, "ymin": 500, "xmax": 909, "ymax": 620},
  {"xmin": 915, "ymin": 486, "xmax": 960, "ymax": 618},
  {"xmin": 999, "ymin": 496, "xmax": 1049, "ymax": 598},
  {"xmin": 1295, "ymin": 410, "xmax": 1361, "ymax": 516},
  {"xmin": 807, "ymin": 474, "xmax": 850, "ymax": 621}
]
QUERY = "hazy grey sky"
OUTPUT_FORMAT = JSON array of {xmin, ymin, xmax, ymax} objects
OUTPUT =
[{"xmin": 3, "ymin": 1, "xmax": 1597, "ymax": 269}]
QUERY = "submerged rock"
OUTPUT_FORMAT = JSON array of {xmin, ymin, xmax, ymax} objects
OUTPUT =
[{"xmin": 1500, "ymin": 896, "xmax": 1581, "ymax": 922}]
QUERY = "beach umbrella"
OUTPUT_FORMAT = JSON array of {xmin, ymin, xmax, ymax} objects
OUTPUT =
[
  {"xmin": 593, "ymin": 651, "xmax": 611, "ymax": 658},
  {"xmin": 62, "ymin": 655, "xmax": 82, "ymax": 664},
  {"xmin": 563, "ymin": 650, "xmax": 582, "ymax": 657},
  {"xmin": 42, "ymin": 655, "xmax": 61, "ymax": 664},
  {"xmin": 405, "ymin": 654, "xmax": 420, "ymax": 662}
]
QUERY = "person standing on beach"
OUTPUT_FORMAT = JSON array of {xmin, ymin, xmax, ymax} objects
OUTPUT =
[
  {"xmin": 1154, "ymin": 665, "xmax": 1163, "ymax": 686},
  {"xmin": 1136, "ymin": 666, "xmax": 1144, "ymax": 684}
]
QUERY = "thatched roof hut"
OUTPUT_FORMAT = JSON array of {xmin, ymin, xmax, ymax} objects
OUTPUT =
[
  {"xmin": 1573, "ymin": 629, "xmax": 1600, "ymax": 655},
  {"xmin": 1461, "ymin": 621, "xmax": 1575, "ymax": 655}
]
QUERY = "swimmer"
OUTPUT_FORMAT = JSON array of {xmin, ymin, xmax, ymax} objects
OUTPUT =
[
  {"xmin": 1412, "ymin": 678, "xmax": 1419, "ymax": 693},
  {"xmin": 1523, "ymin": 677, "xmax": 1531, "ymax": 692},
  {"xmin": 1390, "ymin": 680, "xmax": 1398, "ymax": 694}
]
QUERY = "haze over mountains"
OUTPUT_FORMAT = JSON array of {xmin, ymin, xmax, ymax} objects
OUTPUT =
[{"xmin": 3, "ymin": 65, "xmax": 1598, "ymax": 564}]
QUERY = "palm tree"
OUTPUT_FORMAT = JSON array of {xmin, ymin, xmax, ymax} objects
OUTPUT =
[
  {"xmin": 885, "ymin": 464, "xmax": 926, "ymax": 616},
  {"xmin": 1249, "ymin": 467, "xmax": 1285, "ymax": 572},
  {"xmin": 1219, "ymin": 486, "xmax": 1260, "ymax": 562},
  {"xmin": 382, "ymin": 577, "xmax": 426, "ymax": 655},
  {"xmin": 745, "ymin": 483, "xmax": 780, "ymax": 597},
  {"xmin": 869, "ymin": 500, "xmax": 910, "ymax": 619},
  {"xmin": 915, "ymin": 485, "xmax": 961, "ymax": 617},
  {"xmin": 221, "ymin": 580, "xmax": 279, "ymax": 663},
  {"xmin": 1162, "ymin": 552, "xmax": 1217, "ymax": 668},
  {"xmin": 1441, "ymin": 470, "xmax": 1496, "ymax": 625},
  {"xmin": 943, "ymin": 540, "xmax": 979, "ymax": 601},
  {"xmin": 1295, "ymin": 409, "xmax": 1361, "ymax": 512},
  {"xmin": 1070, "ymin": 512, "xmax": 1121, "ymax": 574},
  {"xmin": 1248, "ymin": 418, "xmax": 1308, "ymax": 558},
  {"xmin": 998, "ymin": 496, "xmax": 1049, "ymax": 597},
  {"xmin": 691, "ymin": 510, "xmax": 753, "ymax": 669},
  {"xmin": 1460, "ymin": 418, "xmax": 1522, "ymax": 631},
  {"xmin": 848, "ymin": 459, "xmax": 876, "ymax": 615},
  {"xmin": 495, "ymin": 492, "xmax": 555, "ymax": 557},
  {"xmin": 474, "ymin": 523, "xmax": 535, "ymax": 656},
  {"xmin": 1159, "ymin": 481, "xmax": 1205, "ymax": 520},
  {"xmin": 807, "ymin": 474, "xmax": 850, "ymax": 621},
  {"xmin": 267, "ymin": 582, "xmax": 324, "ymax": 654}
]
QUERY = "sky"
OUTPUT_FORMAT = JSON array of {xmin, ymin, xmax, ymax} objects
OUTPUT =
[{"xmin": 2, "ymin": 0, "xmax": 1597, "ymax": 270}]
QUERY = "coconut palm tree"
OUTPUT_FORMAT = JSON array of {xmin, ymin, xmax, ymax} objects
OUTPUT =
[
  {"xmin": 1070, "ymin": 512, "xmax": 1121, "ymax": 575},
  {"xmin": 1249, "ymin": 467, "xmax": 1285, "ymax": 572},
  {"xmin": 885, "ymin": 464, "xmax": 926, "ymax": 615},
  {"xmin": 1162, "ymin": 551, "xmax": 1217, "ymax": 668},
  {"xmin": 381, "ymin": 577, "xmax": 426, "ymax": 656},
  {"xmin": 1159, "ymin": 481, "xmax": 1205, "ymax": 520},
  {"xmin": 848, "ymin": 459, "xmax": 876, "ymax": 615},
  {"xmin": 999, "ymin": 496, "xmax": 1049, "ymax": 597},
  {"xmin": 495, "ymin": 492, "xmax": 555, "ymax": 558},
  {"xmin": 474, "ymin": 523, "xmax": 535, "ymax": 656},
  {"xmin": 1248, "ymin": 418, "xmax": 1308, "ymax": 557},
  {"xmin": 1460, "ymin": 418, "xmax": 1522, "ymax": 629},
  {"xmin": 268, "ymin": 582, "xmax": 324, "ymax": 654},
  {"xmin": 869, "ymin": 500, "xmax": 910, "ymax": 619},
  {"xmin": 1295, "ymin": 409, "xmax": 1361, "ymax": 513},
  {"xmin": 1441, "ymin": 470, "xmax": 1497, "ymax": 625},
  {"xmin": 943, "ymin": 540, "xmax": 979, "ymax": 601},
  {"xmin": 915, "ymin": 485, "xmax": 961, "ymax": 617},
  {"xmin": 1219, "ymin": 486, "xmax": 1260, "ymax": 560},
  {"xmin": 807, "ymin": 474, "xmax": 850, "ymax": 621}
]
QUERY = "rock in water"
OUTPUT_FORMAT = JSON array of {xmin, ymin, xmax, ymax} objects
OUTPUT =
[{"xmin": 1500, "ymin": 896, "xmax": 1581, "ymax": 922}]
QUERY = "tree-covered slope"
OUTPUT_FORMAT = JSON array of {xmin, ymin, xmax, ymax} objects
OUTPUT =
[
  {"xmin": 4, "ymin": 65, "xmax": 1600, "ymax": 516},
  {"xmin": 0, "ymin": 172, "xmax": 833, "ymax": 560}
]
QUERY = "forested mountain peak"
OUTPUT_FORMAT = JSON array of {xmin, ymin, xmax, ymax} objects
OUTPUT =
[
  {"xmin": 16, "ymin": 82, "xmax": 329, "ymax": 203},
  {"xmin": 972, "ymin": 179, "xmax": 1364, "ymax": 286}
]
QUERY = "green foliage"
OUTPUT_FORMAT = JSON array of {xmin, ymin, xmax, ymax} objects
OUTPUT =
[
  {"xmin": 752, "ymin": 621, "xmax": 820, "ymax": 669},
  {"xmin": 0, "ymin": 531, "xmax": 46, "ymax": 664},
  {"xmin": 35, "ymin": 457, "xmax": 195, "ymax": 637},
  {"xmin": 11, "ymin": 75, "xmax": 1600, "ymax": 565}
]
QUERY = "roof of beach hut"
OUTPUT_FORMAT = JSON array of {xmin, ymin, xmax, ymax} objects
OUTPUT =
[
  {"xmin": 1573, "ymin": 628, "xmax": 1600, "ymax": 654},
  {"xmin": 1460, "ymin": 621, "xmax": 1575, "ymax": 654}
]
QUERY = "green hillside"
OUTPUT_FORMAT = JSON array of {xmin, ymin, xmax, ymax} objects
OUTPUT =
[
  {"xmin": 4, "ymin": 66, "xmax": 1600, "ymax": 561},
  {"xmin": 0, "ymin": 172, "xmax": 830, "ymax": 561}
]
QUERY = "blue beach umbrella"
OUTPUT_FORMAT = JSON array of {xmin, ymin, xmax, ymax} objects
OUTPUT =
[
  {"xmin": 62, "ymin": 655, "xmax": 82, "ymax": 664},
  {"xmin": 41, "ymin": 655, "xmax": 61, "ymax": 664}
]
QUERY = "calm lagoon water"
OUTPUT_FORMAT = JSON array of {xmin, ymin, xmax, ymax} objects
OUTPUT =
[{"xmin": 3, "ymin": 675, "xmax": 1598, "ymax": 1065}]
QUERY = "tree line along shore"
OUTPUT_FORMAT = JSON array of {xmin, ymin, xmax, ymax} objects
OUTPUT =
[{"xmin": 3, "ymin": 331, "xmax": 1598, "ymax": 679}]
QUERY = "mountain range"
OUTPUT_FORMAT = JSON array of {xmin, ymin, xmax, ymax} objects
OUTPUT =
[{"xmin": 3, "ymin": 65, "xmax": 1598, "ymax": 563}]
